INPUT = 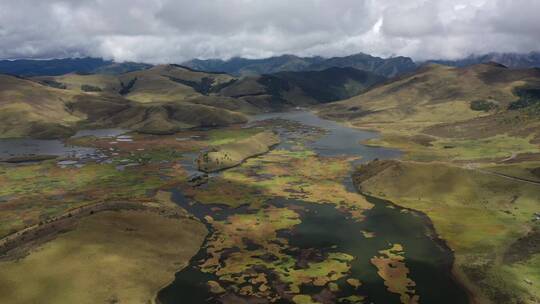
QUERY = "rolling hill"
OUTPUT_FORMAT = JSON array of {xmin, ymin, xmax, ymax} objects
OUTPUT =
[
  {"xmin": 324, "ymin": 63, "xmax": 540, "ymax": 304},
  {"xmin": 0, "ymin": 66, "xmax": 249, "ymax": 138},
  {"xmin": 0, "ymin": 74, "xmax": 84, "ymax": 138},
  {"xmin": 320, "ymin": 63, "xmax": 540, "ymax": 138},
  {"xmin": 0, "ymin": 64, "xmax": 385, "ymax": 138},
  {"xmin": 218, "ymin": 67, "xmax": 386, "ymax": 110}
]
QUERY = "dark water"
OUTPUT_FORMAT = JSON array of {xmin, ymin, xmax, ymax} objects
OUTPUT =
[
  {"xmin": 250, "ymin": 110, "xmax": 401, "ymax": 162},
  {"xmin": 284, "ymin": 197, "xmax": 468, "ymax": 304},
  {"xmin": 0, "ymin": 138, "xmax": 96, "ymax": 159},
  {"xmin": 72, "ymin": 128, "xmax": 128, "ymax": 138},
  {"xmin": 158, "ymin": 111, "xmax": 468, "ymax": 304},
  {"xmin": 158, "ymin": 195, "xmax": 468, "ymax": 304},
  {"xmin": 0, "ymin": 128, "xmax": 129, "ymax": 160}
]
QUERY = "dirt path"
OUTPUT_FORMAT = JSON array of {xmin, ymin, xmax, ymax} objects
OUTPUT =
[
  {"xmin": 476, "ymin": 168, "xmax": 540, "ymax": 186},
  {"xmin": 0, "ymin": 201, "xmax": 189, "ymax": 261},
  {"xmin": 499, "ymin": 152, "xmax": 518, "ymax": 163}
]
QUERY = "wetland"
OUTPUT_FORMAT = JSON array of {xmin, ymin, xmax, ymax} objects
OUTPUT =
[
  {"xmin": 0, "ymin": 111, "xmax": 490, "ymax": 304},
  {"xmin": 156, "ymin": 111, "xmax": 467, "ymax": 304}
]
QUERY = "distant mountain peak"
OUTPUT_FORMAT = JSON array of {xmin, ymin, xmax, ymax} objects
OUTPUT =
[
  {"xmin": 427, "ymin": 52, "xmax": 540, "ymax": 69},
  {"xmin": 183, "ymin": 52, "xmax": 416, "ymax": 78},
  {"xmin": 483, "ymin": 61, "xmax": 508, "ymax": 68}
]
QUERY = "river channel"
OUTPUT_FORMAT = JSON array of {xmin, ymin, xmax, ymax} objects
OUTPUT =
[{"xmin": 157, "ymin": 111, "xmax": 469, "ymax": 304}]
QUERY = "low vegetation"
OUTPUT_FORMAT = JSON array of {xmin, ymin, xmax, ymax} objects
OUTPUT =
[
  {"xmin": 197, "ymin": 131, "xmax": 280, "ymax": 172},
  {"xmin": 470, "ymin": 100, "xmax": 498, "ymax": 112},
  {"xmin": 508, "ymin": 86, "xmax": 540, "ymax": 110},
  {"xmin": 0, "ymin": 209, "xmax": 206, "ymax": 304},
  {"xmin": 354, "ymin": 160, "xmax": 540, "ymax": 304}
]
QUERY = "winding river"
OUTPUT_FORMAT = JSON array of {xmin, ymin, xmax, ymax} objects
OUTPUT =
[
  {"xmin": 158, "ymin": 111, "xmax": 469, "ymax": 304},
  {"xmin": 157, "ymin": 111, "xmax": 468, "ymax": 304}
]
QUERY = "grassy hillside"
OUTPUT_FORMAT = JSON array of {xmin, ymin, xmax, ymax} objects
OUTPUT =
[
  {"xmin": 0, "ymin": 206, "xmax": 206, "ymax": 304},
  {"xmin": 34, "ymin": 73, "xmax": 122, "ymax": 93},
  {"xmin": 354, "ymin": 160, "xmax": 540, "ymax": 304},
  {"xmin": 0, "ymin": 65, "xmax": 250, "ymax": 138},
  {"xmin": 219, "ymin": 67, "xmax": 386, "ymax": 110},
  {"xmin": 0, "ymin": 75, "xmax": 83, "ymax": 138},
  {"xmin": 117, "ymin": 65, "xmax": 236, "ymax": 103},
  {"xmin": 318, "ymin": 63, "xmax": 540, "ymax": 304},
  {"xmin": 320, "ymin": 63, "xmax": 540, "ymax": 137},
  {"xmin": 272, "ymin": 67, "xmax": 386, "ymax": 102},
  {"xmin": 1, "ymin": 64, "xmax": 386, "ymax": 138}
]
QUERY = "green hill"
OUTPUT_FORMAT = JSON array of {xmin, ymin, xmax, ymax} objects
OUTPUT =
[
  {"xmin": 0, "ymin": 67, "xmax": 248, "ymax": 138},
  {"xmin": 318, "ymin": 63, "xmax": 540, "ymax": 304},
  {"xmin": 1, "ymin": 62, "xmax": 391, "ymax": 139},
  {"xmin": 320, "ymin": 63, "xmax": 540, "ymax": 138},
  {"xmin": 1, "ymin": 64, "xmax": 385, "ymax": 138},
  {"xmin": 218, "ymin": 67, "xmax": 386, "ymax": 110},
  {"xmin": 0, "ymin": 75, "xmax": 83, "ymax": 138}
]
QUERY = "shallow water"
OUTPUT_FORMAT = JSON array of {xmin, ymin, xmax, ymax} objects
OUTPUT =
[
  {"xmin": 0, "ymin": 128, "xmax": 129, "ymax": 160},
  {"xmin": 250, "ymin": 111, "xmax": 401, "ymax": 162},
  {"xmin": 159, "ymin": 195, "xmax": 468, "ymax": 303},
  {"xmin": 158, "ymin": 111, "xmax": 468, "ymax": 304},
  {"xmin": 72, "ymin": 128, "xmax": 128, "ymax": 138},
  {"xmin": 0, "ymin": 138, "xmax": 96, "ymax": 159}
]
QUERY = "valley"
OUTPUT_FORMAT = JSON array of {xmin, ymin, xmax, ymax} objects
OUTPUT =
[
  {"xmin": 0, "ymin": 62, "xmax": 539, "ymax": 304},
  {"xmin": 3, "ymin": 0, "xmax": 540, "ymax": 302}
]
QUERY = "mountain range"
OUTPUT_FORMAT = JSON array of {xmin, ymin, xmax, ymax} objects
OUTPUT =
[
  {"xmin": 184, "ymin": 53, "xmax": 417, "ymax": 78},
  {"xmin": 0, "ymin": 58, "xmax": 151, "ymax": 77},
  {"xmin": 428, "ymin": 52, "xmax": 540, "ymax": 69},
  {"xmin": 2, "ymin": 51, "xmax": 540, "ymax": 140},
  {"xmin": 2, "ymin": 51, "xmax": 540, "ymax": 79}
]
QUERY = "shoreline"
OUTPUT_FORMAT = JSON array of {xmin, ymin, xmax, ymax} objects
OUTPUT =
[{"xmin": 361, "ymin": 193, "xmax": 478, "ymax": 304}]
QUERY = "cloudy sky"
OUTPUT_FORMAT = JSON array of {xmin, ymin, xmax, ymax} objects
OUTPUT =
[{"xmin": 1, "ymin": 0, "xmax": 539, "ymax": 63}]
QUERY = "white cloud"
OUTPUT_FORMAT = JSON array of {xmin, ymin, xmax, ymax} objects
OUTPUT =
[{"xmin": 0, "ymin": 0, "xmax": 539, "ymax": 62}]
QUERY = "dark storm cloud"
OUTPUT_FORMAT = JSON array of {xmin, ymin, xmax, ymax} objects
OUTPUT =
[{"xmin": 0, "ymin": 0, "xmax": 539, "ymax": 62}]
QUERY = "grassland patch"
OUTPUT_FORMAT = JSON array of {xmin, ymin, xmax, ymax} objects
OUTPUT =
[
  {"xmin": 354, "ymin": 160, "xmax": 540, "ymax": 303},
  {"xmin": 0, "ymin": 210, "xmax": 206, "ymax": 304}
]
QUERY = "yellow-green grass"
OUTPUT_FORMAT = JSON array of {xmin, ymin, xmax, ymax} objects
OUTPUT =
[
  {"xmin": 206, "ymin": 128, "xmax": 263, "ymax": 145},
  {"xmin": 355, "ymin": 160, "xmax": 540, "ymax": 304},
  {"xmin": 0, "ymin": 125, "xmax": 271, "ymax": 237},
  {"xmin": 365, "ymin": 133, "xmax": 540, "ymax": 163},
  {"xmin": 188, "ymin": 149, "xmax": 372, "ymax": 220},
  {"xmin": 200, "ymin": 205, "xmax": 355, "ymax": 300},
  {"xmin": 119, "ymin": 65, "xmax": 235, "ymax": 104},
  {"xmin": 371, "ymin": 244, "xmax": 419, "ymax": 304},
  {"xmin": 35, "ymin": 73, "xmax": 121, "ymax": 93},
  {"xmin": 0, "ymin": 75, "xmax": 84, "ymax": 138},
  {"xmin": 484, "ymin": 161, "xmax": 540, "ymax": 183},
  {"xmin": 0, "ymin": 65, "xmax": 250, "ymax": 138},
  {"xmin": 0, "ymin": 160, "xmax": 189, "ymax": 238},
  {"xmin": 319, "ymin": 63, "xmax": 540, "ymax": 134},
  {"xmin": 197, "ymin": 131, "xmax": 280, "ymax": 172},
  {"xmin": 0, "ymin": 209, "xmax": 207, "ymax": 304}
]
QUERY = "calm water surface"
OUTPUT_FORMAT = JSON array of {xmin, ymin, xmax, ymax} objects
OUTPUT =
[
  {"xmin": 158, "ymin": 111, "xmax": 468, "ymax": 304},
  {"xmin": 0, "ymin": 128, "xmax": 128, "ymax": 159}
]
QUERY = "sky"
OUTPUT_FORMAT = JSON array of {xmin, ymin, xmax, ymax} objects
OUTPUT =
[{"xmin": 1, "ymin": 0, "xmax": 539, "ymax": 63}]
